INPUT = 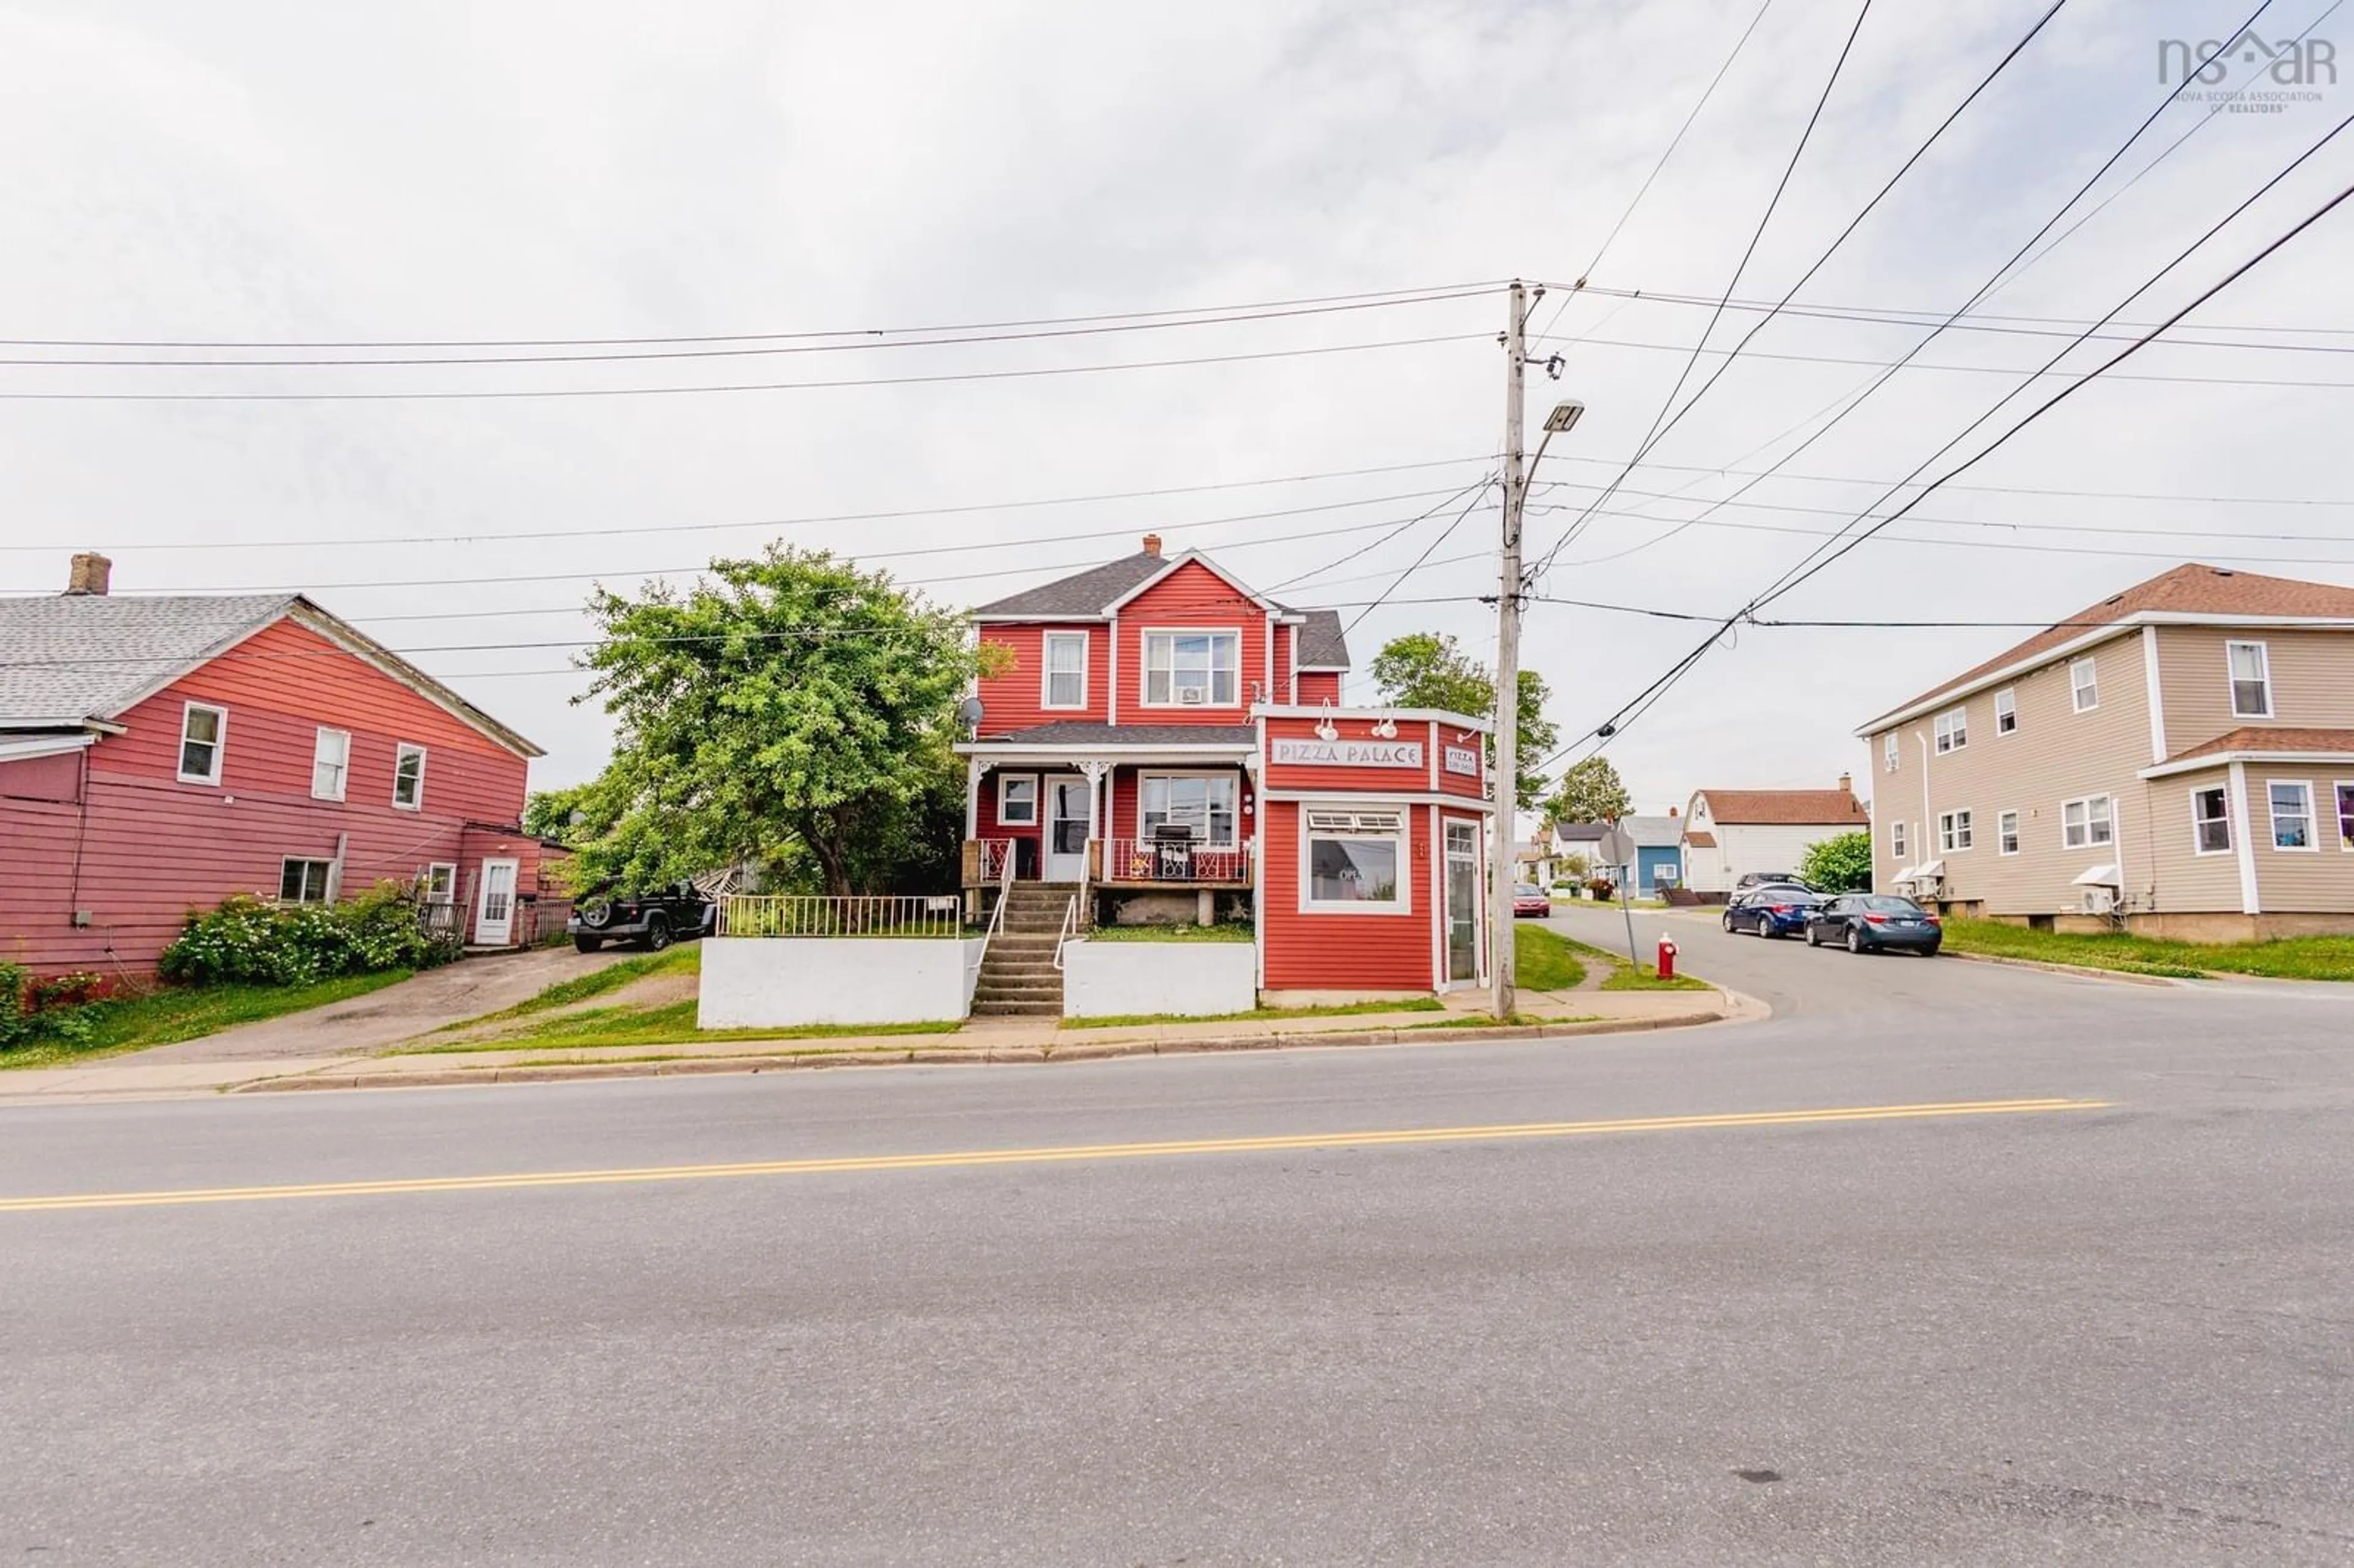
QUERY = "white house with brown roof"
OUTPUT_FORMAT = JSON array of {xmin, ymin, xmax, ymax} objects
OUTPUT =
[
  {"xmin": 1680, "ymin": 782, "xmax": 1870, "ymax": 894},
  {"xmin": 1855, "ymin": 563, "xmax": 2354, "ymax": 939}
]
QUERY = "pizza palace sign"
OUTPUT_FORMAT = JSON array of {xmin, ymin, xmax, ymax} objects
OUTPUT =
[{"xmin": 1270, "ymin": 737, "xmax": 1425, "ymax": 768}]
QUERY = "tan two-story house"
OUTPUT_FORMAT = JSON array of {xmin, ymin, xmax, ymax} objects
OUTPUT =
[{"xmin": 1856, "ymin": 563, "xmax": 2354, "ymax": 939}]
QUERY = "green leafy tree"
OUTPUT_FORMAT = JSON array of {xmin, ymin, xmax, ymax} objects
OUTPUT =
[
  {"xmin": 572, "ymin": 546, "xmax": 1003, "ymax": 897},
  {"xmin": 1544, "ymin": 755, "xmax": 1631, "ymax": 828},
  {"xmin": 1367, "ymin": 631, "xmax": 1558, "ymax": 810},
  {"xmin": 522, "ymin": 781, "xmax": 604, "ymax": 845},
  {"xmin": 1798, "ymin": 829, "xmax": 1874, "ymax": 892}
]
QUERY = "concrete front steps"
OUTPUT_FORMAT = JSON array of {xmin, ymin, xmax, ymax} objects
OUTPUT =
[{"xmin": 970, "ymin": 883, "xmax": 1078, "ymax": 1017}]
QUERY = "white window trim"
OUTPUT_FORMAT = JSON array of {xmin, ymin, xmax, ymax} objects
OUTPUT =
[
  {"xmin": 279, "ymin": 856, "xmax": 333, "ymax": 905},
  {"xmin": 2338, "ymin": 780, "xmax": 2354, "ymax": 851},
  {"xmin": 392, "ymin": 742, "xmax": 428, "ymax": 811},
  {"xmin": 1883, "ymin": 733, "xmax": 1899, "ymax": 773},
  {"xmin": 178, "ymin": 700, "xmax": 227, "ymax": 786},
  {"xmin": 1299, "ymin": 802, "xmax": 1413, "ymax": 915},
  {"xmin": 2060, "ymin": 793, "xmax": 2116, "ymax": 851},
  {"xmin": 1994, "ymin": 687, "xmax": 2017, "ymax": 735},
  {"xmin": 2071, "ymin": 657, "xmax": 2099, "ymax": 713},
  {"xmin": 1933, "ymin": 706, "xmax": 1968, "ymax": 754},
  {"xmin": 311, "ymin": 726, "xmax": 351, "ymax": 802},
  {"xmin": 2226, "ymin": 639, "xmax": 2274, "ymax": 719},
  {"xmin": 996, "ymin": 771, "xmax": 1040, "ymax": 826},
  {"xmin": 2266, "ymin": 778, "xmax": 2318, "ymax": 853},
  {"xmin": 1137, "ymin": 769, "xmax": 1240, "ymax": 849},
  {"xmin": 1889, "ymin": 821, "xmax": 1907, "ymax": 861},
  {"xmin": 1938, "ymin": 809, "xmax": 1974, "ymax": 854},
  {"xmin": 422, "ymin": 862, "xmax": 459, "ymax": 903},
  {"xmin": 2189, "ymin": 785, "xmax": 2233, "ymax": 858},
  {"xmin": 1997, "ymin": 809, "xmax": 2021, "ymax": 856},
  {"xmin": 1139, "ymin": 626, "xmax": 1243, "ymax": 710},
  {"xmin": 1040, "ymin": 630, "xmax": 1089, "ymax": 712}
]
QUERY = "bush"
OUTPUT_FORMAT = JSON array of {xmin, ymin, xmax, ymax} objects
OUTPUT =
[
  {"xmin": 0, "ymin": 964, "xmax": 114, "ymax": 1052},
  {"xmin": 0, "ymin": 962, "xmax": 28, "ymax": 1050},
  {"xmin": 159, "ymin": 882, "xmax": 449, "ymax": 988}
]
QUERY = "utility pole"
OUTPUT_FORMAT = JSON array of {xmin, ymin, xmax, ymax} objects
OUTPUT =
[{"xmin": 1490, "ymin": 280, "xmax": 1530, "ymax": 1022}]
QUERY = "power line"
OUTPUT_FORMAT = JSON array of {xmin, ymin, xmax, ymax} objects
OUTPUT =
[
  {"xmin": 1339, "ymin": 481, "xmax": 1498, "ymax": 637},
  {"xmin": 0, "ymin": 330, "xmax": 1487, "ymax": 402},
  {"xmin": 1262, "ymin": 475, "xmax": 1495, "ymax": 594},
  {"xmin": 0, "ymin": 287, "xmax": 1498, "ymax": 370},
  {"xmin": 0, "ymin": 279, "xmax": 1509, "ymax": 351}
]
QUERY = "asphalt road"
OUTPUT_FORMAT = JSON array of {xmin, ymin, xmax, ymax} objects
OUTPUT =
[{"xmin": 4, "ymin": 925, "xmax": 2350, "ymax": 1566}]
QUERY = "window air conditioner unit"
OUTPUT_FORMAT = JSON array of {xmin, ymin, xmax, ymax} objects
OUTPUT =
[
  {"xmin": 2079, "ymin": 886, "xmax": 2117, "ymax": 916},
  {"xmin": 1178, "ymin": 688, "xmax": 1206, "ymax": 705}
]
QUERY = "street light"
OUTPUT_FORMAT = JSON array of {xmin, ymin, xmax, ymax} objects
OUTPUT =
[{"xmin": 1542, "ymin": 400, "xmax": 1585, "ymax": 435}]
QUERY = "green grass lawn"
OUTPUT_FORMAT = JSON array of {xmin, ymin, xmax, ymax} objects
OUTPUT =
[
  {"xmin": 405, "ymin": 1002, "xmax": 962, "ymax": 1055},
  {"xmin": 427, "ymin": 944, "xmax": 701, "ymax": 1034},
  {"xmin": 0, "ymin": 970, "xmax": 414, "ymax": 1071},
  {"xmin": 1513, "ymin": 924, "xmax": 1588, "ymax": 991},
  {"xmin": 1064, "ymin": 997, "xmax": 1446, "ymax": 1029},
  {"xmin": 1080, "ymin": 924, "xmax": 1254, "ymax": 943},
  {"xmin": 1941, "ymin": 919, "xmax": 2354, "ymax": 982},
  {"xmin": 1552, "ymin": 931, "xmax": 1714, "ymax": 992}
]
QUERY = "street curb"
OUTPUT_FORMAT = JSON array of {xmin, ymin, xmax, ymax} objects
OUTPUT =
[
  {"xmin": 229, "ymin": 1007, "xmax": 1734, "ymax": 1095},
  {"xmin": 1941, "ymin": 951, "xmax": 2183, "ymax": 988}
]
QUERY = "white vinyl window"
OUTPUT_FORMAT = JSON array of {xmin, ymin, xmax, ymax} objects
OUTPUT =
[
  {"xmin": 2062, "ymin": 794, "xmax": 2114, "ymax": 850},
  {"xmin": 392, "ymin": 742, "xmax": 427, "ymax": 810},
  {"xmin": 2227, "ymin": 641, "xmax": 2272, "ymax": 718},
  {"xmin": 1890, "ymin": 821, "xmax": 1907, "ymax": 861},
  {"xmin": 1041, "ymin": 631, "xmax": 1088, "ymax": 710},
  {"xmin": 1995, "ymin": 688, "xmax": 2017, "ymax": 735},
  {"xmin": 1140, "ymin": 773, "xmax": 1236, "ymax": 847},
  {"xmin": 1934, "ymin": 706, "xmax": 1968, "ymax": 754},
  {"xmin": 2071, "ymin": 657, "xmax": 2099, "ymax": 712},
  {"xmin": 997, "ymin": 773, "xmax": 1038, "ymax": 826},
  {"xmin": 422, "ymin": 862, "xmax": 459, "ymax": 904},
  {"xmin": 1301, "ymin": 807, "xmax": 1409, "ymax": 912},
  {"xmin": 2268, "ymin": 780, "xmax": 2315, "ymax": 851},
  {"xmin": 2191, "ymin": 787, "xmax": 2232, "ymax": 856},
  {"xmin": 311, "ymin": 727, "xmax": 351, "ymax": 801},
  {"xmin": 1938, "ymin": 809, "xmax": 1973, "ymax": 853},
  {"xmin": 279, "ymin": 858, "xmax": 333, "ymax": 904},
  {"xmin": 1998, "ymin": 810, "xmax": 2021, "ymax": 856},
  {"xmin": 1883, "ymin": 733, "xmax": 1899, "ymax": 774},
  {"xmin": 178, "ymin": 701, "xmax": 227, "ymax": 785},
  {"xmin": 2339, "ymin": 783, "xmax": 2354, "ymax": 851},
  {"xmin": 1143, "ymin": 630, "xmax": 1240, "ymax": 707}
]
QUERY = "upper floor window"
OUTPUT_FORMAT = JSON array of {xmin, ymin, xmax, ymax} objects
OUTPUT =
[
  {"xmin": 1934, "ymin": 707, "xmax": 1967, "ymax": 754},
  {"xmin": 311, "ymin": 728, "xmax": 350, "ymax": 801},
  {"xmin": 2062, "ymin": 794, "xmax": 2114, "ymax": 850},
  {"xmin": 392, "ymin": 743, "xmax": 427, "ymax": 810},
  {"xmin": 1883, "ymin": 733, "xmax": 1899, "ymax": 773},
  {"xmin": 1143, "ymin": 630, "xmax": 1238, "ymax": 707},
  {"xmin": 1995, "ymin": 688, "xmax": 2017, "ymax": 734},
  {"xmin": 2228, "ymin": 641, "xmax": 2272, "ymax": 718},
  {"xmin": 1041, "ymin": 631, "xmax": 1088, "ymax": 710},
  {"xmin": 2192, "ymin": 786, "xmax": 2231, "ymax": 855},
  {"xmin": 178, "ymin": 702, "xmax": 226, "ymax": 785},
  {"xmin": 2071, "ymin": 657, "xmax": 2099, "ymax": 712}
]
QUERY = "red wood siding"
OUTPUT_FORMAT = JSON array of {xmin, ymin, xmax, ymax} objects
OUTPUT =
[
  {"xmin": 1118, "ymin": 563, "xmax": 1273, "ymax": 723},
  {"xmin": 1260, "ymin": 801, "xmax": 1434, "ymax": 991},
  {"xmin": 1, "ymin": 751, "xmax": 85, "ymax": 804},
  {"xmin": 973, "ymin": 623, "xmax": 1111, "ymax": 734},
  {"xmin": 1260, "ymin": 714, "xmax": 1434, "ymax": 794},
  {"xmin": 0, "ymin": 615, "xmax": 537, "ymax": 975},
  {"xmin": 1296, "ymin": 671, "xmax": 1341, "ymax": 705},
  {"xmin": 974, "ymin": 764, "xmax": 1047, "ymax": 862},
  {"xmin": 1433, "ymin": 719, "xmax": 1488, "ymax": 800}
]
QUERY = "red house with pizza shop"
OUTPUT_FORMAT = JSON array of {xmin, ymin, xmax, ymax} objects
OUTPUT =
[
  {"xmin": 955, "ymin": 534, "xmax": 1496, "ymax": 999},
  {"xmin": 0, "ymin": 554, "xmax": 558, "ymax": 979}
]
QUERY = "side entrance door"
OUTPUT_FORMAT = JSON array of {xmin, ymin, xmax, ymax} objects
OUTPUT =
[
  {"xmin": 1444, "ymin": 820, "xmax": 1482, "ymax": 985},
  {"xmin": 1043, "ymin": 775, "xmax": 1091, "ymax": 883},
  {"xmin": 474, "ymin": 858, "xmax": 519, "ymax": 946}
]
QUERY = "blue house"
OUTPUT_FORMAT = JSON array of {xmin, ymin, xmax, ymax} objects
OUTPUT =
[{"xmin": 1626, "ymin": 814, "xmax": 1685, "ymax": 894}]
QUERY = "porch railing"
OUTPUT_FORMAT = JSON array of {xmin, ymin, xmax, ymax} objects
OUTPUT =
[
  {"xmin": 718, "ymin": 894, "xmax": 966, "ymax": 938},
  {"xmin": 1091, "ymin": 838, "xmax": 1254, "ymax": 885}
]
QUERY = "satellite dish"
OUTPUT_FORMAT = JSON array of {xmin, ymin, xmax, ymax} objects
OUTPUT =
[{"xmin": 958, "ymin": 696, "xmax": 985, "ymax": 733}]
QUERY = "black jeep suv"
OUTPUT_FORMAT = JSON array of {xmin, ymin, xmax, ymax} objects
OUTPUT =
[{"xmin": 568, "ymin": 882, "xmax": 716, "ymax": 953}]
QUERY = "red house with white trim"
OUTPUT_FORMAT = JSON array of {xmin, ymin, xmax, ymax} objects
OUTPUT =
[
  {"xmin": 0, "ymin": 554, "xmax": 554, "ymax": 978},
  {"xmin": 955, "ymin": 535, "xmax": 1495, "ymax": 999}
]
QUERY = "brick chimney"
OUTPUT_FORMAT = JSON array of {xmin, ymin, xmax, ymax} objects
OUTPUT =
[
  {"xmin": 1141, "ymin": 533, "xmax": 1162, "ymax": 558},
  {"xmin": 1838, "ymin": 771, "xmax": 1853, "ymax": 796},
  {"xmin": 66, "ymin": 552, "xmax": 112, "ymax": 596},
  {"xmin": 1667, "ymin": 805, "xmax": 1678, "ymax": 818}
]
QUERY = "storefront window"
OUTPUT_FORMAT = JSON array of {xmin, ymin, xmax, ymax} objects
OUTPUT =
[{"xmin": 1303, "ymin": 808, "xmax": 1406, "ymax": 910}]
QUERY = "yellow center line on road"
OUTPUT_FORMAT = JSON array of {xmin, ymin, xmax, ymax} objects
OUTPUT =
[{"xmin": 0, "ymin": 1098, "xmax": 2111, "ymax": 1214}]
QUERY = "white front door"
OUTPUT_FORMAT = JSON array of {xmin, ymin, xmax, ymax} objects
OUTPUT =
[
  {"xmin": 1044, "ymin": 775, "xmax": 1090, "ymax": 883},
  {"xmin": 474, "ymin": 858, "xmax": 519, "ymax": 945}
]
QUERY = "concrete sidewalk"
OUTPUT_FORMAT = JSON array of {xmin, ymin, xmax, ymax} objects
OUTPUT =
[{"xmin": 0, "ymin": 984, "xmax": 1754, "ymax": 1106}]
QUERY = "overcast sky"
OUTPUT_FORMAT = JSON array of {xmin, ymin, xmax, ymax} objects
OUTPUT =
[{"xmin": 4, "ymin": 0, "xmax": 2348, "ymax": 822}]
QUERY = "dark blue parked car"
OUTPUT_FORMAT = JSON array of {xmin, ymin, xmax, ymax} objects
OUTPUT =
[{"xmin": 1722, "ymin": 883, "xmax": 1824, "ymax": 938}]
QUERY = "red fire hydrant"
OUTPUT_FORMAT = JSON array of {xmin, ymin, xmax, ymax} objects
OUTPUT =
[{"xmin": 1656, "ymin": 935, "xmax": 1678, "ymax": 980}]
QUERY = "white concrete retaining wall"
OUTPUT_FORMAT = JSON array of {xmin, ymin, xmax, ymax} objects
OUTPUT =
[
  {"xmin": 1062, "ymin": 939, "xmax": 1257, "ymax": 1019},
  {"xmin": 699, "ymin": 937, "xmax": 986, "ymax": 1029}
]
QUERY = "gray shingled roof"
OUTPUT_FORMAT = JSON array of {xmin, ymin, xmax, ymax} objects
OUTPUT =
[
  {"xmin": 0, "ymin": 593, "xmax": 296, "ymax": 726},
  {"xmin": 1295, "ymin": 609, "xmax": 1349, "ymax": 669},
  {"xmin": 970, "ymin": 723, "xmax": 1260, "ymax": 747}
]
